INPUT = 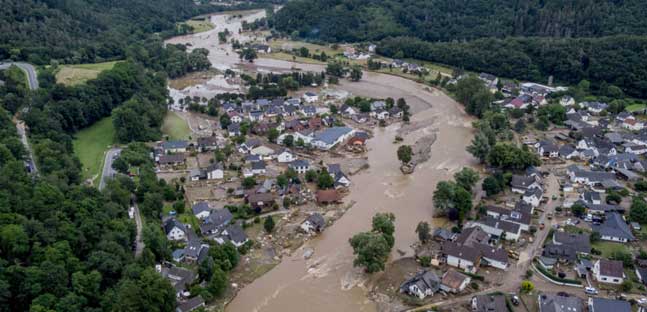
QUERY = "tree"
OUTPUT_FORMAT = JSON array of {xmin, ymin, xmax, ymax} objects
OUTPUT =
[
  {"xmin": 397, "ymin": 145, "xmax": 412, "ymax": 164},
  {"xmin": 242, "ymin": 177, "xmax": 256, "ymax": 189},
  {"xmin": 317, "ymin": 170, "xmax": 335, "ymax": 189},
  {"xmin": 263, "ymin": 216, "xmax": 275, "ymax": 233},
  {"xmin": 305, "ymin": 169, "xmax": 318, "ymax": 182},
  {"xmin": 590, "ymin": 231, "xmax": 601, "ymax": 243},
  {"xmin": 219, "ymin": 114, "xmax": 231, "ymax": 129},
  {"xmin": 350, "ymin": 65, "xmax": 363, "ymax": 81},
  {"xmin": 621, "ymin": 280, "xmax": 633, "ymax": 292},
  {"xmin": 207, "ymin": 267, "xmax": 228, "ymax": 298},
  {"xmin": 454, "ymin": 167, "xmax": 479, "ymax": 191},
  {"xmin": 325, "ymin": 61, "xmax": 345, "ymax": 77},
  {"xmin": 239, "ymin": 47, "xmax": 257, "ymax": 62},
  {"xmin": 520, "ymin": 280, "xmax": 534, "ymax": 293},
  {"xmin": 571, "ymin": 203, "xmax": 586, "ymax": 218},
  {"xmin": 283, "ymin": 134, "xmax": 294, "ymax": 147},
  {"xmin": 415, "ymin": 221, "xmax": 431, "ymax": 243},
  {"xmin": 487, "ymin": 143, "xmax": 540, "ymax": 170},
  {"xmin": 630, "ymin": 197, "xmax": 647, "ymax": 224},
  {"xmin": 482, "ymin": 176, "xmax": 502, "ymax": 197},
  {"xmin": 349, "ymin": 232, "xmax": 390, "ymax": 273},
  {"xmin": 433, "ymin": 181, "xmax": 456, "ymax": 213},
  {"xmin": 267, "ymin": 128, "xmax": 279, "ymax": 143},
  {"xmin": 114, "ymin": 268, "xmax": 176, "ymax": 312},
  {"xmin": 467, "ymin": 131, "xmax": 491, "ymax": 163}
]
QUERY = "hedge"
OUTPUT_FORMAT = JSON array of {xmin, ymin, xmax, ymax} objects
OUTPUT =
[{"xmin": 533, "ymin": 260, "xmax": 581, "ymax": 285}]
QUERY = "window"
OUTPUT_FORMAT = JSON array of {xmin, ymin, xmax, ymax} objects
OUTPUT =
[
  {"xmin": 602, "ymin": 277, "xmax": 607, "ymax": 281},
  {"xmin": 613, "ymin": 279, "xmax": 619, "ymax": 282}
]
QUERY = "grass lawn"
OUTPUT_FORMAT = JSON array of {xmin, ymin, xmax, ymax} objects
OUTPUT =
[
  {"xmin": 592, "ymin": 241, "xmax": 630, "ymax": 258},
  {"xmin": 55, "ymin": 61, "xmax": 121, "ymax": 86},
  {"xmin": 73, "ymin": 116, "xmax": 115, "ymax": 182},
  {"xmin": 178, "ymin": 18, "xmax": 214, "ymax": 34},
  {"xmin": 626, "ymin": 104, "xmax": 647, "ymax": 114},
  {"xmin": 162, "ymin": 112, "xmax": 192, "ymax": 140}
]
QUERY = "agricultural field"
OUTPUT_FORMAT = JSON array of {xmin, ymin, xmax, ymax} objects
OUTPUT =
[
  {"xmin": 162, "ymin": 111, "xmax": 192, "ymax": 140},
  {"xmin": 55, "ymin": 61, "xmax": 121, "ymax": 86},
  {"xmin": 73, "ymin": 116, "xmax": 115, "ymax": 182}
]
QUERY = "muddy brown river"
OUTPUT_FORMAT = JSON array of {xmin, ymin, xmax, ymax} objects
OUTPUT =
[{"xmin": 166, "ymin": 10, "xmax": 477, "ymax": 312}]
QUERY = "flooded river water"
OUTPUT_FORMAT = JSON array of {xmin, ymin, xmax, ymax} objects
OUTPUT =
[{"xmin": 165, "ymin": 10, "xmax": 477, "ymax": 312}]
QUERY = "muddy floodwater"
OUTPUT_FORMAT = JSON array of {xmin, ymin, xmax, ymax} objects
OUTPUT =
[{"xmin": 165, "ymin": 10, "xmax": 477, "ymax": 312}]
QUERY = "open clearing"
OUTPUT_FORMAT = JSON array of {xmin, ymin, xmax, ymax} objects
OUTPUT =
[
  {"xmin": 178, "ymin": 18, "xmax": 214, "ymax": 34},
  {"xmin": 268, "ymin": 39, "xmax": 342, "ymax": 55},
  {"xmin": 56, "ymin": 61, "xmax": 120, "ymax": 86},
  {"xmin": 73, "ymin": 116, "xmax": 115, "ymax": 182},
  {"xmin": 162, "ymin": 111, "xmax": 192, "ymax": 140}
]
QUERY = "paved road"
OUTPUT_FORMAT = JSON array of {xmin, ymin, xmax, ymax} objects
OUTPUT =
[
  {"xmin": 0, "ymin": 62, "xmax": 39, "ymax": 90},
  {"xmin": 98, "ymin": 148, "xmax": 122, "ymax": 190},
  {"xmin": 1, "ymin": 62, "xmax": 40, "ymax": 175}
]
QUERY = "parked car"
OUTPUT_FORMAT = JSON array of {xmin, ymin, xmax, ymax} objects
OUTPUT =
[
  {"xmin": 585, "ymin": 287, "xmax": 598, "ymax": 295},
  {"xmin": 510, "ymin": 294, "xmax": 520, "ymax": 306}
]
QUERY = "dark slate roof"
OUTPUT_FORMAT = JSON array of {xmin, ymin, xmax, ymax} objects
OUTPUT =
[
  {"xmin": 162, "ymin": 140, "xmax": 188, "ymax": 150},
  {"xmin": 442, "ymin": 242, "xmax": 481, "ymax": 263},
  {"xmin": 199, "ymin": 208, "xmax": 232, "ymax": 234},
  {"xmin": 524, "ymin": 187, "xmax": 543, "ymax": 198},
  {"xmin": 511, "ymin": 175, "xmax": 537, "ymax": 189},
  {"xmin": 192, "ymin": 201, "xmax": 210, "ymax": 215},
  {"xmin": 473, "ymin": 295, "xmax": 507, "ymax": 312},
  {"xmin": 163, "ymin": 218, "xmax": 186, "ymax": 235},
  {"xmin": 553, "ymin": 232, "xmax": 591, "ymax": 254},
  {"xmin": 454, "ymin": 226, "xmax": 488, "ymax": 247},
  {"xmin": 474, "ymin": 243, "xmax": 508, "ymax": 264},
  {"xmin": 539, "ymin": 293, "xmax": 583, "ymax": 312},
  {"xmin": 176, "ymin": 295, "xmax": 205, "ymax": 312},
  {"xmin": 543, "ymin": 243, "xmax": 578, "ymax": 261},
  {"xmin": 400, "ymin": 270, "xmax": 440, "ymax": 294},
  {"xmin": 313, "ymin": 127, "xmax": 353, "ymax": 145},
  {"xmin": 224, "ymin": 224, "xmax": 247, "ymax": 244},
  {"xmin": 592, "ymin": 212, "xmax": 635, "ymax": 241},
  {"xmin": 251, "ymin": 161, "xmax": 266, "ymax": 170},
  {"xmin": 478, "ymin": 216, "xmax": 520, "ymax": 234},
  {"xmin": 305, "ymin": 213, "xmax": 325, "ymax": 228},
  {"xmin": 289, "ymin": 159, "xmax": 310, "ymax": 168},
  {"xmin": 433, "ymin": 228, "xmax": 455, "ymax": 241},
  {"xmin": 597, "ymin": 259, "xmax": 624, "ymax": 278},
  {"xmin": 589, "ymin": 298, "xmax": 631, "ymax": 312}
]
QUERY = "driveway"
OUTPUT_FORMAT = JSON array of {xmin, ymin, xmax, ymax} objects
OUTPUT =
[{"xmin": 98, "ymin": 148, "xmax": 122, "ymax": 190}]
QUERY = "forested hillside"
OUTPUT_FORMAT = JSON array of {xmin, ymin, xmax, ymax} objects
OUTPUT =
[
  {"xmin": 272, "ymin": 0, "xmax": 647, "ymax": 42},
  {"xmin": 0, "ymin": 0, "xmax": 257, "ymax": 64}
]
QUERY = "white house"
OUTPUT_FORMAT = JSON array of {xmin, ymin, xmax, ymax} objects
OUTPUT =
[
  {"xmin": 276, "ymin": 149, "xmax": 295, "ymax": 163},
  {"xmin": 593, "ymin": 259, "xmax": 625, "ymax": 285},
  {"xmin": 300, "ymin": 213, "xmax": 325, "ymax": 233},
  {"xmin": 560, "ymin": 96, "xmax": 575, "ymax": 107},
  {"xmin": 289, "ymin": 159, "xmax": 310, "ymax": 174},
  {"xmin": 443, "ymin": 243, "xmax": 480, "ymax": 273},
  {"xmin": 522, "ymin": 188, "xmax": 543, "ymax": 207},
  {"xmin": 164, "ymin": 219, "xmax": 187, "ymax": 241},
  {"xmin": 311, "ymin": 127, "xmax": 354, "ymax": 150},
  {"xmin": 302, "ymin": 92, "xmax": 318, "ymax": 103},
  {"xmin": 206, "ymin": 163, "xmax": 224, "ymax": 180},
  {"xmin": 251, "ymin": 161, "xmax": 266, "ymax": 176},
  {"xmin": 192, "ymin": 202, "xmax": 211, "ymax": 220},
  {"xmin": 468, "ymin": 216, "xmax": 521, "ymax": 241}
]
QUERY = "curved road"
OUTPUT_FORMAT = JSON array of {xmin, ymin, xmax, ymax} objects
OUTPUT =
[
  {"xmin": 1, "ymin": 62, "xmax": 39, "ymax": 175},
  {"xmin": 98, "ymin": 148, "xmax": 122, "ymax": 190}
]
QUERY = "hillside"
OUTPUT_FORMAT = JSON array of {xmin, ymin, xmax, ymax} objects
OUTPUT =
[
  {"xmin": 0, "ymin": 0, "xmax": 246, "ymax": 64},
  {"xmin": 271, "ymin": 0, "xmax": 647, "ymax": 42}
]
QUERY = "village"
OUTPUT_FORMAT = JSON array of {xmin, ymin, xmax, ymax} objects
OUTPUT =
[{"xmin": 125, "ymin": 9, "xmax": 647, "ymax": 312}]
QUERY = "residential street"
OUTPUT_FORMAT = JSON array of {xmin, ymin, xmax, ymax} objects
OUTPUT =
[{"xmin": 98, "ymin": 148, "xmax": 122, "ymax": 190}]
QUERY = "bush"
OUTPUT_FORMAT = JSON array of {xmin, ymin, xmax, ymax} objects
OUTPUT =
[
  {"xmin": 526, "ymin": 270, "xmax": 533, "ymax": 278},
  {"xmin": 470, "ymin": 282, "xmax": 479, "ymax": 290},
  {"xmin": 419, "ymin": 256, "xmax": 431, "ymax": 267}
]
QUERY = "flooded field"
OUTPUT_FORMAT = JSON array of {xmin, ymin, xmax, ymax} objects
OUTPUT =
[{"xmin": 164, "ymin": 9, "xmax": 477, "ymax": 312}]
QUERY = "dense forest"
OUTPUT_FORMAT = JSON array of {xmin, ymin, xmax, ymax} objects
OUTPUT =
[
  {"xmin": 0, "ymin": 0, "xmax": 264, "ymax": 64},
  {"xmin": 271, "ymin": 0, "xmax": 647, "ymax": 97},
  {"xmin": 378, "ymin": 35, "xmax": 647, "ymax": 98},
  {"xmin": 272, "ymin": 0, "xmax": 647, "ymax": 42}
]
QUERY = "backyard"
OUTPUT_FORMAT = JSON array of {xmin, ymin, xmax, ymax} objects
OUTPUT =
[
  {"xmin": 177, "ymin": 18, "xmax": 214, "ymax": 34},
  {"xmin": 73, "ymin": 116, "xmax": 115, "ymax": 183}
]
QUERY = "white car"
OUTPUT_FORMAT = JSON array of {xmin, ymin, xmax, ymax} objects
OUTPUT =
[
  {"xmin": 585, "ymin": 287, "xmax": 598, "ymax": 295},
  {"xmin": 638, "ymin": 298, "xmax": 647, "ymax": 305}
]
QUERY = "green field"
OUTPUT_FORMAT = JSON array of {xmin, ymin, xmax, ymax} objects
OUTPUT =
[
  {"xmin": 162, "ymin": 112, "xmax": 192, "ymax": 140},
  {"xmin": 178, "ymin": 18, "xmax": 214, "ymax": 34},
  {"xmin": 626, "ymin": 104, "xmax": 647, "ymax": 114},
  {"xmin": 73, "ymin": 116, "xmax": 115, "ymax": 182},
  {"xmin": 56, "ymin": 61, "xmax": 121, "ymax": 86}
]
